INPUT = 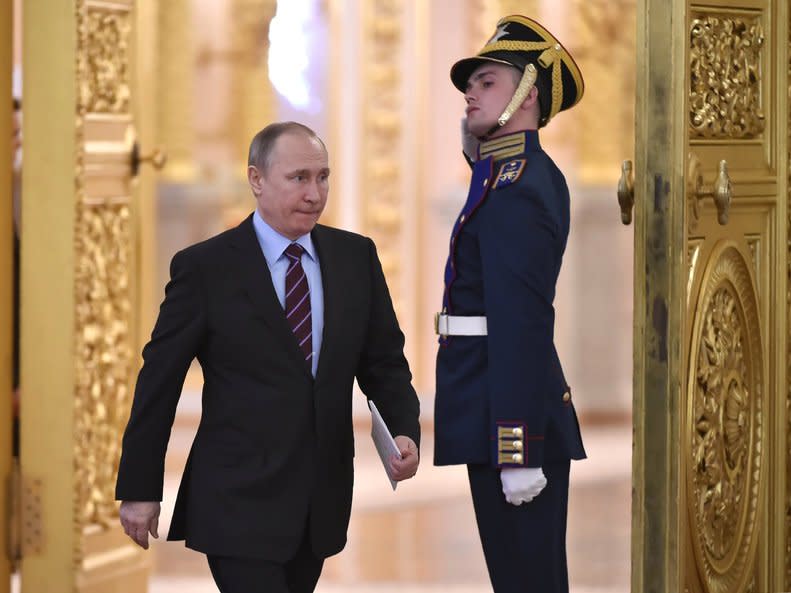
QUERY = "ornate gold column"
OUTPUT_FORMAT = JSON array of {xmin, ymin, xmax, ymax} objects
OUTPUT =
[
  {"xmin": 157, "ymin": 0, "xmax": 195, "ymax": 181},
  {"xmin": 229, "ymin": 0, "xmax": 278, "ymax": 172},
  {"xmin": 360, "ymin": 0, "xmax": 404, "ymax": 314},
  {"xmin": 571, "ymin": 0, "xmax": 636, "ymax": 185}
]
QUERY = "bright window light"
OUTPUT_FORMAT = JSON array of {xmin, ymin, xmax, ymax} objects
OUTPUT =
[{"xmin": 268, "ymin": 0, "xmax": 318, "ymax": 112}]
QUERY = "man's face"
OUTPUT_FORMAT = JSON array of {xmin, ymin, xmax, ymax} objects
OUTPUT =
[
  {"xmin": 250, "ymin": 132, "xmax": 329, "ymax": 240},
  {"xmin": 464, "ymin": 63, "xmax": 519, "ymax": 137}
]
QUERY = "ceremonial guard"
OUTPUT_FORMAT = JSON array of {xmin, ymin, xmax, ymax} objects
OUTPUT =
[{"xmin": 434, "ymin": 15, "xmax": 586, "ymax": 593}]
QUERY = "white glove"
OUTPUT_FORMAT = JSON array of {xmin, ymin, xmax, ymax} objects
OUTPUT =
[
  {"xmin": 461, "ymin": 117, "xmax": 479, "ymax": 161},
  {"xmin": 500, "ymin": 467, "xmax": 547, "ymax": 505}
]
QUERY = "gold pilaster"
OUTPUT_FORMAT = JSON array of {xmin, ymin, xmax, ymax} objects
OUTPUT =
[
  {"xmin": 21, "ymin": 0, "xmax": 79, "ymax": 587},
  {"xmin": 572, "ymin": 0, "xmax": 636, "ymax": 185},
  {"xmin": 229, "ymin": 0, "xmax": 278, "ymax": 172},
  {"xmin": 157, "ymin": 0, "xmax": 195, "ymax": 181},
  {"xmin": 360, "ymin": 0, "xmax": 404, "ymax": 315}
]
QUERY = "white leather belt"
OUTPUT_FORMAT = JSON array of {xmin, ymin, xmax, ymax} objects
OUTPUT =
[{"xmin": 435, "ymin": 313, "xmax": 488, "ymax": 337}]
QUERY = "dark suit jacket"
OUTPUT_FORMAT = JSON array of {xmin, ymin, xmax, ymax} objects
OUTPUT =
[
  {"xmin": 116, "ymin": 214, "xmax": 420, "ymax": 561},
  {"xmin": 434, "ymin": 129, "xmax": 584, "ymax": 469}
]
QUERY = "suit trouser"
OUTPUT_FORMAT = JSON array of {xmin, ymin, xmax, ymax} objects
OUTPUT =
[
  {"xmin": 467, "ymin": 460, "xmax": 571, "ymax": 593},
  {"xmin": 206, "ymin": 522, "xmax": 324, "ymax": 593}
]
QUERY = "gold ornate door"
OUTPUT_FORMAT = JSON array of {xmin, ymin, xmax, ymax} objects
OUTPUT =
[
  {"xmin": 12, "ymin": 0, "xmax": 159, "ymax": 591},
  {"xmin": 632, "ymin": 0, "xmax": 788, "ymax": 592},
  {"xmin": 1, "ymin": 2, "xmax": 14, "ymax": 593}
]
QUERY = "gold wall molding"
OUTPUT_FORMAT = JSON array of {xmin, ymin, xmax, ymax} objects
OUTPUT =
[
  {"xmin": 687, "ymin": 240, "xmax": 702, "ymax": 306},
  {"xmin": 687, "ymin": 242, "xmax": 763, "ymax": 593},
  {"xmin": 361, "ymin": 0, "xmax": 403, "ymax": 312},
  {"xmin": 786, "ymin": 7, "xmax": 791, "ymax": 587},
  {"xmin": 689, "ymin": 14, "xmax": 766, "ymax": 139}
]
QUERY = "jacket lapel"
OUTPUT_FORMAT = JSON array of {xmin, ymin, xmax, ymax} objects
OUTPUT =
[{"xmin": 229, "ymin": 214, "xmax": 312, "ymax": 377}]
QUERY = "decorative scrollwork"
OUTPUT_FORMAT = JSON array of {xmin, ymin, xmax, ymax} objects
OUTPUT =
[
  {"xmin": 688, "ymin": 243, "xmax": 763, "ymax": 593},
  {"xmin": 78, "ymin": 8, "xmax": 131, "ymax": 113},
  {"xmin": 689, "ymin": 15, "xmax": 765, "ymax": 139}
]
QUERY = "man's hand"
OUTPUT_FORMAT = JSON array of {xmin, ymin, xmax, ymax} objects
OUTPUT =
[
  {"xmin": 119, "ymin": 501, "xmax": 161, "ymax": 550},
  {"xmin": 500, "ymin": 467, "xmax": 547, "ymax": 505},
  {"xmin": 389, "ymin": 435, "xmax": 419, "ymax": 481}
]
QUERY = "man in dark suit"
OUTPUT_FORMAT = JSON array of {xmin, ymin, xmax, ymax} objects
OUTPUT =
[
  {"xmin": 433, "ymin": 15, "xmax": 585, "ymax": 593},
  {"xmin": 116, "ymin": 121, "xmax": 421, "ymax": 593}
]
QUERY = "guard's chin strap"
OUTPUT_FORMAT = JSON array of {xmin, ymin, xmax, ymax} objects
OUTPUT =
[{"xmin": 482, "ymin": 63, "xmax": 538, "ymax": 139}]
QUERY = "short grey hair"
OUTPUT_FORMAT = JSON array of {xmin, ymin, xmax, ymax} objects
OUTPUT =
[{"xmin": 247, "ymin": 121, "xmax": 327, "ymax": 172}]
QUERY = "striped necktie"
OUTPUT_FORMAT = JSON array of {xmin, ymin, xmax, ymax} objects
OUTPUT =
[{"xmin": 284, "ymin": 243, "xmax": 312, "ymax": 363}]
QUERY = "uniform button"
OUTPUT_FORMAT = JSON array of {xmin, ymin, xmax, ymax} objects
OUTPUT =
[
  {"xmin": 562, "ymin": 391, "xmax": 571, "ymax": 402},
  {"xmin": 460, "ymin": 214, "xmax": 466, "ymax": 223},
  {"xmin": 483, "ymin": 178, "xmax": 488, "ymax": 186},
  {"xmin": 512, "ymin": 427, "xmax": 523, "ymax": 438},
  {"xmin": 513, "ymin": 441, "xmax": 523, "ymax": 451},
  {"xmin": 555, "ymin": 43, "xmax": 561, "ymax": 51},
  {"xmin": 512, "ymin": 453, "xmax": 523, "ymax": 464}
]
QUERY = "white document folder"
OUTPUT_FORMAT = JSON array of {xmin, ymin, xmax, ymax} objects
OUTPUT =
[{"xmin": 368, "ymin": 400, "xmax": 402, "ymax": 490}]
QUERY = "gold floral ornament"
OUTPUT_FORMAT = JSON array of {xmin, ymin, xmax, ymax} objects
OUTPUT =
[
  {"xmin": 688, "ymin": 243, "xmax": 763, "ymax": 593},
  {"xmin": 689, "ymin": 16, "xmax": 765, "ymax": 139}
]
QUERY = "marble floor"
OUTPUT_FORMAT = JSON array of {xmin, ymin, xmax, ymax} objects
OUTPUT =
[{"xmin": 147, "ymin": 408, "xmax": 631, "ymax": 593}]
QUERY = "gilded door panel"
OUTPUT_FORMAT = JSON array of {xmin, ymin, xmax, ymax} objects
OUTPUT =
[
  {"xmin": 0, "ymin": 2, "xmax": 13, "ymax": 592},
  {"xmin": 19, "ymin": 0, "xmax": 151, "ymax": 590},
  {"xmin": 634, "ymin": 0, "xmax": 787, "ymax": 591}
]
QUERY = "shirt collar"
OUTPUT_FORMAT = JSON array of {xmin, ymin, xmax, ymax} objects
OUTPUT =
[{"xmin": 252, "ymin": 210, "xmax": 318, "ymax": 267}]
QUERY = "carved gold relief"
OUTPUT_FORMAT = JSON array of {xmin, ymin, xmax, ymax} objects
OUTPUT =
[
  {"xmin": 74, "ymin": 203, "xmax": 134, "ymax": 530},
  {"xmin": 687, "ymin": 242, "xmax": 763, "ymax": 593},
  {"xmin": 78, "ymin": 8, "xmax": 131, "ymax": 114},
  {"xmin": 689, "ymin": 15, "xmax": 765, "ymax": 139},
  {"xmin": 362, "ymin": 0, "xmax": 403, "ymax": 307}
]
